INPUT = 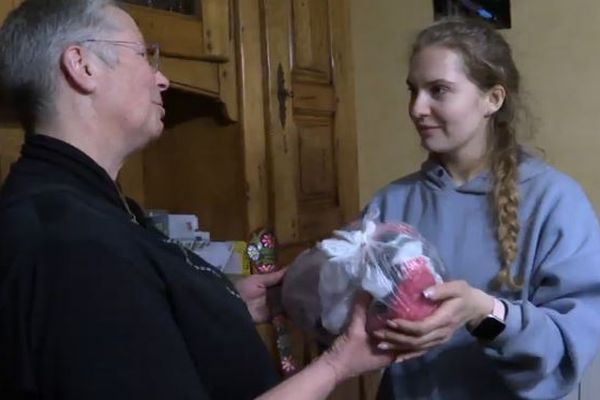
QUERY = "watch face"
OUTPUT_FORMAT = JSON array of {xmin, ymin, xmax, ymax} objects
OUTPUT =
[{"xmin": 471, "ymin": 316, "xmax": 506, "ymax": 341}]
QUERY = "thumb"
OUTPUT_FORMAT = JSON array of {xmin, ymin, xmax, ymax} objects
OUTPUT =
[
  {"xmin": 423, "ymin": 281, "xmax": 460, "ymax": 302},
  {"xmin": 348, "ymin": 291, "xmax": 372, "ymax": 327},
  {"xmin": 256, "ymin": 268, "xmax": 286, "ymax": 287}
]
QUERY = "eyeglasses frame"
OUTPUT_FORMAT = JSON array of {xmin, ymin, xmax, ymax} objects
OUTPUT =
[{"xmin": 79, "ymin": 39, "xmax": 160, "ymax": 72}]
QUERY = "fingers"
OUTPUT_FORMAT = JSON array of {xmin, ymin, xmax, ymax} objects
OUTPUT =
[
  {"xmin": 373, "ymin": 327, "xmax": 451, "ymax": 351},
  {"xmin": 395, "ymin": 350, "xmax": 426, "ymax": 363},
  {"xmin": 386, "ymin": 300, "xmax": 459, "ymax": 336},
  {"xmin": 379, "ymin": 336, "xmax": 447, "ymax": 352},
  {"xmin": 370, "ymin": 296, "xmax": 464, "ymax": 351},
  {"xmin": 255, "ymin": 268, "xmax": 287, "ymax": 286},
  {"xmin": 423, "ymin": 280, "xmax": 469, "ymax": 302},
  {"xmin": 364, "ymin": 280, "xmax": 474, "ymax": 358}
]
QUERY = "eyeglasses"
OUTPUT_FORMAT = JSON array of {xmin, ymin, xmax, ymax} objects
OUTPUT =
[{"xmin": 79, "ymin": 39, "xmax": 160, "ymax": 72}]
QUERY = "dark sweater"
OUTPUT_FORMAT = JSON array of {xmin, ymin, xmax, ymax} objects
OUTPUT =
[{"xmin": 0, "ymin": 133, "xmax": 279, "ymax": 399}]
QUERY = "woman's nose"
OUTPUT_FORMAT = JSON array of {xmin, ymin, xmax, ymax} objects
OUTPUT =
[
  {"xmin": 409, "ymin": 91, "xmax": 430, "ymax": 119},
  {"xmin": 155, "ymin": 70, "xmax": 170, "ymax": 91}
]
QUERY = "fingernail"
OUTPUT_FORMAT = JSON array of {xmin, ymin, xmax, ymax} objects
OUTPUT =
[
  {"xmin": 423, "ymin": 288, "xmax": 434, "ymax": 299},
  {"xmin": 386, "ymin": 320, "xmax": 398, "ymax": 329},
  {"xmin": 377, "ymin": 342, "xmax": 390, "ymax": 350},
  {"xmin": 373, "ymin": 330, "xmax": 385, "ymax": 339}
]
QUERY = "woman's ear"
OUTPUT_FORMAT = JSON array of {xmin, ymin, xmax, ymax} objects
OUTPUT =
[
  {"xmin": 485, "ymin": 84, "xmax": 506, "ymax": 116},
  {"xmin": 60, "ymin": 45, "xmax": 98, "ymax": 94}
]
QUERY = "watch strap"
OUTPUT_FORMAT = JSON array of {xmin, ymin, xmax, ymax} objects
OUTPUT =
[{"xmin": 491, "ymin": 298, "xmax": 506, "ymax": 322}]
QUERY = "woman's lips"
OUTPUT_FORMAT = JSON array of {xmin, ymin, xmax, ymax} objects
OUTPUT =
[
  {"xmin": 154, "ymin": 102, "xmax": 165, "ymax": 118},
  {"xmin": 416, "ymin": 125, "xmax": 441, "ymax": 136}
]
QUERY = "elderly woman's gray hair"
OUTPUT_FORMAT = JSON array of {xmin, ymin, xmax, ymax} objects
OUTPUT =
[{"xmin": 0, "ymin": 0, "xmax": 120, "ymax": 132}]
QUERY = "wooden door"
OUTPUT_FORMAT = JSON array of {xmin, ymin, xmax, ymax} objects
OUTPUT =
[
  {"xmin": 262, "ymin": 0, "xmax": 359, "ymax": 258},
  {"xmin": 261, "ymin": 2, "xmax": 373, "ymax": 399}
]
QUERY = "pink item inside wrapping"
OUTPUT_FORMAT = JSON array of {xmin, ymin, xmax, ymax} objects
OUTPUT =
[{"xmin": 366, "ymin": 255, "xmax": 440, "ymax": 333}]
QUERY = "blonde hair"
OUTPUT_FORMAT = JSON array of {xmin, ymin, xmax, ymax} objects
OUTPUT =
[{"xmin": 412, "ymin": 17, "xmax": 525, "ymax": 290}]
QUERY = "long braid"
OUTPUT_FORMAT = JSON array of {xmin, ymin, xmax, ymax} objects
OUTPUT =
[{"xmin": 490, "ymin": 125, "xmax": 522, "ymax": 290}]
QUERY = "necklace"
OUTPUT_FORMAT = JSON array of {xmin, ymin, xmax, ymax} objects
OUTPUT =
[
  {"xmin": 113, "ymin": 180, "xmax": 139, "ymax": 224},
  {"xmin": 111, "ymin": 181, "xmax": 240, "ymax": 300},
  {"xmin": 167, "ymin": 239, "xmax": 241, "ymax": 300}
]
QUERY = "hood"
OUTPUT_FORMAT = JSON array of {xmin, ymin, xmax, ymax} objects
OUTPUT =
[{"xmin": 420, "ymin": 151, "xmax": 549, "ymax": 194}]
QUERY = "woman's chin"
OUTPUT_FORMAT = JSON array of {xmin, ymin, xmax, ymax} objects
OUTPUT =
[{"xmin": 420, "ymin": 139, "xmax": 445, "ymax": 154}]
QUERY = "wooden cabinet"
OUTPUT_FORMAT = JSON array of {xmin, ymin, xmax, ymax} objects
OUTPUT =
[
  {"xmin": 121, "ymin": 0, "xmax": 238, "ymax": 121},
  {"xmin": 122, "ymin": 0, "xmax": 229, "ymax": 61},
  {"xmin": 139, "ymin": 0, "xmax": 360, "ymax": 251},
  {"xmin": 139, "ymin": 1, "xmax": 368, "ymax": 399},
  {"xmin": 140, "ymin": 0, "xmax": 360, "ymax": 244}
]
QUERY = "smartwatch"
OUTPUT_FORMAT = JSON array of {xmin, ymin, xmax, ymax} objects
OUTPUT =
[{"xmin": 469, "ymin": 298, "xmax": 506, "ymax": 341}]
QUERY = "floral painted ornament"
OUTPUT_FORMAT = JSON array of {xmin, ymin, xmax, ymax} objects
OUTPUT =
[
  {"xmin": 247, "ymin": 230, "xmax": 278, "ymax": 274},
  {"xmin": 247, "ymin": 228, "xmax": 299, "ymax": 377}
]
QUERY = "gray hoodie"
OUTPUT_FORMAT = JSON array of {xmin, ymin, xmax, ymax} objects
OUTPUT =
[{"xmin": 368, "ymin": 154, "xmax": 600, "ymax": 400}]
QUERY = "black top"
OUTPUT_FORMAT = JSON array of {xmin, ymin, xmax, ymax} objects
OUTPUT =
[{"xmin": 0, "ymin": 134, "xmax": 279, "ymax": 399}]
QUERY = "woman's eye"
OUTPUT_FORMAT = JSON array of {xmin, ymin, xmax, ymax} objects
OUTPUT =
[{"xmin": 431, "ymin": 86, "xmax": 448, "ymax": 97}]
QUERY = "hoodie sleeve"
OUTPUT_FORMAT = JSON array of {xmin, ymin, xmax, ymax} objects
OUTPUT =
[{"xmin": 484, "ymin": 180, "xmax": 600, "ymax": 400}]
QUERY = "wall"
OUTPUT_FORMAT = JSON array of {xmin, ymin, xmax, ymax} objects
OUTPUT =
[
  {"xmin": 351, "ymin": 0, "xmax": 428, "ymax": 206},
  {"xmin": 351, "ymin": 0, "xmax": 600, "ymax": 211}
]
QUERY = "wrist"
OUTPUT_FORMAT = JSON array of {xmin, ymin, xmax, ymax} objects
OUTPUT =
[
  {"xmin": 467, "ymin": 290, "xmax": 496, "ymax": 329},
  {"xmin": 318, "ymin": 352, "xmax": 346, "ymax": 386},
  {"xmin": 467, "ymin": 296, "xmax": 507, "ymax": 341}
]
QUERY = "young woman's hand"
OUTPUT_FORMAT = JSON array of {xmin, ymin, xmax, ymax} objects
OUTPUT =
[{"xmin": 371, "ymin": 280, "xmax": 495, "ymax": 351}]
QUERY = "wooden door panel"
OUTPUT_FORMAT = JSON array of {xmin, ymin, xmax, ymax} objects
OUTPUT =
[
  {"xmin": 298, "ymin": 120, "xmax": 337, "ymax": 198},
  {"xmin": 292, "ymin": 0, "xmax": 331, "ymax": 80},
  {"xmin": 299, "ymin": 206, "xmax": 341, "ymax": 241},
  {"xmin": 293, "ymin": 83, "xmax": 335, "ymax": 115}
]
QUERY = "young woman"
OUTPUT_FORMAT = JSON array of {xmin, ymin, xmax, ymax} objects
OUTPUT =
[{"xmin": 367, "ymin": 17, "xmax": 600, "ymax": 399}]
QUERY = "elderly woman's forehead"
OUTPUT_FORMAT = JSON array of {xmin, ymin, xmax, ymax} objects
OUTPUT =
[{"xmin": 103, "ymin": 5, "xmax": 145, "ymax": 40}]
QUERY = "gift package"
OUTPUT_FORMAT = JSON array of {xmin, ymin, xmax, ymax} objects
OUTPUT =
[{"xmin": 282, "ymin": 209, "xmax": 446, "ymax": 340}]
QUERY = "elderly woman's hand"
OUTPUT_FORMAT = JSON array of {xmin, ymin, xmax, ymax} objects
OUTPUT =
[
  {"xmin": 320, "ymin": 292, "xmax": 424, "ymax": 384},
  {"xmin": 234, "ymin": 269, "xmax": 286, "ymax": 323}
]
